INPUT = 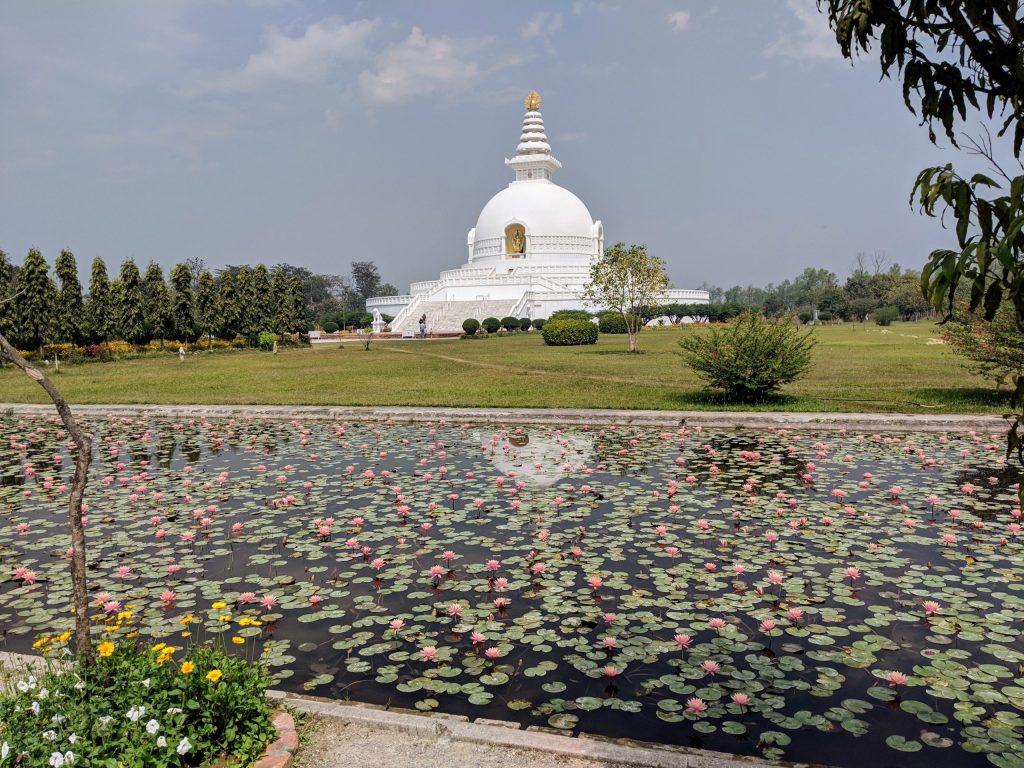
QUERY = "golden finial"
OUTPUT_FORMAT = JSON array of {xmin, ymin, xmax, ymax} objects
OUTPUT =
[{"xmin": 524, "ymin": 90, "xmax": 541, "ymax": 111}]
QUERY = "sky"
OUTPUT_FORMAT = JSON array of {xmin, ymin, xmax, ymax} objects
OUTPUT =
[{"xmin": 0, "ymin": 1, "xmax": 987, "ymax": 292}]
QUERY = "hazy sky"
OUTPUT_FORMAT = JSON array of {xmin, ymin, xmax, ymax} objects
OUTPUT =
[{"xmin": 0, "ymin": 1, "xmax": 978, "ymax": 291}]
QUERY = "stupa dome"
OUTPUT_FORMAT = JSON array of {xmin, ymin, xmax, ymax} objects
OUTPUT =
[{"xmin": 472, "ymin": 183, "xmax": 596, "ymax": 257}]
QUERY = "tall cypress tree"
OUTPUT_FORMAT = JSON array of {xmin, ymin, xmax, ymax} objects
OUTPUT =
[
  {"xmin": 114, "ymin": 259, "xmax": 146, "ymax": 344},
  {"xmin": 141, "ymin": 262, "xmax": 172, "ymax": 348},
  {"xmin": 217, "ymin": 270, "xmax": 241, "ymax": 339},
  {"xmin": 195, "ymin": 270, "xmax": 217, "ymax": 346},
  {"xmin": 271, "ymin": 270, "xmax": 290, "ymax": 335},
  {"xmin": 54, "ymin": 249, "xmax": 85, "ymax": 344},
  {"xmin": 251, "ymin": 264, "xmax": 272, "ymax": 334},
  {"xmin": 0, "ymin": 249, "xmax": 13, "ymax": 339},
  {"xmin": 289, "ymin": 274, "xmax": 306, "ymax": 333},
  {"xmin": 235, "ymin": 266, "xmax": 254, "ymax": 338},
  {"xmin": 170, "ymin": 263, "xmax": 195, "ymax": 342},
  {"xmin": 86, "ymin": 256, "xmax": 113, "ymax": 343},
  {"xmin": 15, "ymin": 248, "xmax": 54, "ymax": 352}
]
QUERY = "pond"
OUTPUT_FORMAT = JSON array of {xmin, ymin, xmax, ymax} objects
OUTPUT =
[{"xmin": 1, "ymin": 413, "xmax": 1023, "ymax": 767}]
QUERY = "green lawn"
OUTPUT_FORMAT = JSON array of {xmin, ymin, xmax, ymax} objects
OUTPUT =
[{"xmin": 0, "ymin": 322, "xmax": 1007, "ymax": 413}]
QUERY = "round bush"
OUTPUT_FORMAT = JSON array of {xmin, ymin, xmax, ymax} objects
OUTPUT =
[
  {"xmin": 501, "ymin": 316, "xmax": 520, "ymax": 331},
  {"xmin": 322, "ymin": 321, "xmax": 339, "ymax": 333},
  {"xmin": 462, "ymin": 318, "xmax": 480, "ymax": 336},
  {"xmin": 531, "ymin": 318, "xmax": 546, "ymax": 330},
  {"xmin": 549, "ymin": 309, "xmax": 591, "ymax": 322},
  {"xmin": 542, "ymin": 318, "xmax": 598, "ymax": 346},
  {"xmin": 798, "ymin": 311, "xmax": 813, "ymax": 324},
  {"xmin": 817, "ymin": 310, "xmax": 833, "ymax": 322},
  {"xmin": 598, "ymin": 312, "xmax": 628, "ymax": 334},
  {"xmin": 481, "ymin": 317, "xmax": 501, "ymax": 334},
  {"xmin": 873, "ymin": 306, "xmax": 899, "ymax": 326},
  {"xmin": 519, "ymin": 317, "xmax": 532, "ymax": 331}
]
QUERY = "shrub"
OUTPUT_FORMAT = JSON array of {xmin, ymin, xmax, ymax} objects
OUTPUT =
[
  {"xmin": 257, "ymin": 331, "xmax": 278, "ymax": 350},
  {"xmin": 818, "ymin": 310, "xmax": 833, "ymax": 322},
  {"xmin": 462, "ymin": 318, "xmax": 481, "ymax": 336},
  {"xmin": 542, "ymin": 318, "xmax": 599, "ymax": 346},
  {"xmin": 481, "ymin": 317, "xmax": 501, "ymax": 334},
  {"xmin": 519, "ymin": 317, "xmax": 532, "ymax": 331},
  {"xmin": 798, "ymin": 310, "xmax": 814, "ymax": 324},
  {"xmin": 107, "ymin": 340, "xmax": 133, "ymax": 356},
  {"xmin": 531, "ymin": 318, "xmax": 546, "ymax": 330},
  {"xmin": 598, "ymin": 312, "xmax": 628, "ymax": 334},
  {"xmin": 944, "ymin": 303, "xmax": 1024, "ymax": 389},
  {"xmin": 322, "ymin": 321, "xmax": 339, "ymax": 333},
  {"xmin": 501, "ymin": 316, "xmax": 520, "ymax": 332},
  {"xmin": 678, "ymin": 311, "xmax": 816, "ymax": 402},
  {"xmin": 0, "ymin": 641, "xmax": 275, "ymax": 767},
  {"xmin": 549, "ymin": 309, "xmax": 591, "ymax": 322},
  {"xmin": 873, "ymin": 306, "xmax": 899, "ymax": 326}
]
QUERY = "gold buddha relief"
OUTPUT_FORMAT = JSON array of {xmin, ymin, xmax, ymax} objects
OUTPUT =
[{"xmin": 505, "ymin": 224, "xmax": 526, "ymax": 255}]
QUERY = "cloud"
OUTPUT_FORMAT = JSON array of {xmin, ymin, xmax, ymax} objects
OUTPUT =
[
  {"xmin": 666, "ymin": 11, "xmax": 691, "ymax": 33},
  {"xmin": 220, "ymin": 17, "xmax": 378, "ymax": 91},
  {"xmin": 766, "ymin": 0, "xmax": 841, "ymax": 60},
  {"xmin": 522, "ymin": 12, "xmax": 563, "ymax": 40},
  {"xmin": 359, "ymin": 27, "xmax": 481, "ymax": 104}
]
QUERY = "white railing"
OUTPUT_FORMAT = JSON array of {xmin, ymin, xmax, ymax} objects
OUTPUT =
[
  {"xmin": 389, "ymin": 294, "xmax": 423, "ymax": 332},
  {"xmin": 508, "ymin": 292, "xmax": 532, "ymax": 319},
  {"xmin": 366, "ymin": 294, "xmax": 414, "ymax": 309}
]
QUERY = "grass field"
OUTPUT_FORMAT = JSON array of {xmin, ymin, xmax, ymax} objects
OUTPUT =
[{"xmin": 0, "ymin": 321, "xmax": 1008, "ymax": 413}]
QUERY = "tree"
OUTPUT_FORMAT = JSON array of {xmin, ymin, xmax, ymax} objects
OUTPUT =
[
  {"xmin": 217, "ymin": 269, "xmax": 242, "ymax": 338},
  {"xmin": 351, "ymin": 261, "xmax": 382, "ymax": 302},
  {"xmin": 86, "ymin": 256, "xmax": 113, "ymax": 343},
  {"xmin": 142, "ymin": 262, "xmax": 172, "ymax": 348},
  {"xmin": 583, "ymin": 242, "xmax": 669, "ymax": 352},
  {"xmin": 822, "ymin": 0, "xmax": 1024, "ymax": 455},
  {"xmin": 250, "ymin": 265, "xmax": 272, "ymax": 334},
  {"xmin": 114, "ymin": 258, "xmax": 146, "ymax": 344},
  {"xmin": 679, "ymin": 311, "xmax": 816, "ymax": 402},
  {"xmin": 235, "ymin": 266, "xmax": 254, "ymax": 337},
  {"xmin": 270, "ymin": 270, "xmax": 291, "ymax": 336},
  {"xmin": 288, "ymin": 275, "xmax": 305, "ymax": 333},
  {"xmin": 0, "ymin": 249, "xmax": 14, "ymax": 340},
  {"xmin": 170, "ymin": 263, "xmax": 195, "ymax": 341},
  {"xmin": 54, "ymin": 249, "xmax": 85, "ymax": 344},
  {"xmin": 15, "ymin": 248, "xmax": 54, "ymax": 352},
  {"xmin": 195, "ymin": 270, "xmax": 217, "ymax": 346}
]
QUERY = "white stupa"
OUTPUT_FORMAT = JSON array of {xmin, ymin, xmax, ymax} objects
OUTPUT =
[{"xmin": 369, "ymin": 91, "xmax": 708, "ymax": 333}]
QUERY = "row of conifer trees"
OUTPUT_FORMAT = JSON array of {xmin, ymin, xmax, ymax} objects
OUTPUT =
[{"xmin": 0, "ymin": 248, "xmax": 307, "ymax": 351}]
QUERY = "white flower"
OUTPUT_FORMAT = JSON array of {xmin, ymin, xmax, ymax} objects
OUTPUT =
[
  {"xmin": 51, "ymin": 713, "xmax": 65, "ymax": 724},
  {"xmin": 1, "ymin": 741, "xmax": 8, "ymax": 762},
  {"xmin": 15, "ymin": 681, "xmax": 27, "ymax": 693},
  {"xmin": 67, "ymin": 735, "xmax": 77, "ymax": 745},
  {"xmin": 98, "ymin": 716, "xmax": 112, "ymax": 726},
  {"xmin": 63, "ymin": 752, "xmax": 74, "ymax": 766},
  {"xmin": 156, "ymin": 736, "xmax": 167, "ymax": 748},
  {"xmin": 42, "ymin": 730, "xmax": 57, "ymax": 742},
  {"xmin": 30, "ymin": 701, "xmax": 40, "ymax": 715},
  {"xmin": 165, "ymin": 707, "xmax": 182, "ymax": 715},
  {"xmin": 48, "ymin": 752, "xmax": 64, "ymax": 768},
  {"xmin": 145, "ymin": 719, "xmax": 159, "ymax": 735},
  {"xmin": 126, "ymin": 707, "xmax": 141, "ymax": 722},
  {"xmin": 141, "ymin": 678, "xmax": 150, "ymax": 688},
  {"xmin": 73, "ymin": 681, "xmax": 85, "ymax": 691},
  {"xmin": 39, "ymin": 687, "xmax": 49, "ymax": 699},
  {"xmin": 176, "ymin": 737, "xmax": 192, "ymax": 755}
]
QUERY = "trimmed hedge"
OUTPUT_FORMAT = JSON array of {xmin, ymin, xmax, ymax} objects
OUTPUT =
[
  {"xmin": 542, "ymin": 318, "xmax": 598, "ymax": 346},
  {"xmin": 531, "ymin": 318, "xmax": 546, "ymax": 330},
  {"xmin": 322, "ymin": 321, "xmax": 339, "ymax": 333},
  {"xmin": 549, "ymin": 309, "xmax": 592, "ymax": 322},
  {"xmin": 462, "ymin": 318, "xmax": 480, "ymax": 335},
  {"xmin": 481, "ymin": 317, "xmax": 501, "ymax": 334},
  {"xmin": 501, "ymin": 316, "xmax": 520, "ymax": 331},
  {"xmin": 519, "ymin": 317, "xmax": 532, "ymax": 331},
  {"xmin": 597, "ymin": 312, "xmax": 628, "ymax": 334}
]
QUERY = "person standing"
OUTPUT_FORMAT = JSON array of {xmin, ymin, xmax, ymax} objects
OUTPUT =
[{"xmin": 419, "ymin": 314, "xmax": 427, "ymax": 339}]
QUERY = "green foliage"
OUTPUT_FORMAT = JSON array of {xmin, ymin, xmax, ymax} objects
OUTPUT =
[
  {"xmin": 217, "ymin": 270, "xmax": 241, "ymax": 339},
  {"xmin": 500, "ymin": 316, "xmax": 520, "ymax": 331},
  {"xmin": 584, "ymin": 243, "xmax": 669, "ymax": 352},
  {"xmin": 0, "ymin": 642, "xmax": 275, "ymax": 767},
  {"xmin": 322, "ymin": 321, "xmax": 339, "ymax": 333},
  {"xmin": 0, "ymin": 249, "xmax": 12, "ymax": 339},
  {"xmin": 531, "ymin": 318, "xmax": 545, "ymax": 330},
  {"xmin": 169, "ymin": 264, "xmax": 195, "ymax": 341},
  {"xmin": 115, "ymin": 258, "xmax": 146, "ymax": 344},
  {"xmin": 235, "ymin": 266, "xmax": 254, "ymax": 337},
  {"xmin": 54, "ymin": 249, "xmax": 85, "ymax": 344},
  {"xmin": 195, "ymin": 271, "xmax": 217, "ymax": 343},
  {"xmin": 598, "ymin": 311, "xmax": 628, "ymax": 334},
  {"xmin": 548, "ymin": 310, "xmax": 591, "ymax": 322},
  {"xmin": 14, "ymin": 248, "xmax": 54, "ymax": 351},
  {"xmin": 462, "ymin": 318, "xmax": 480, "ymax": 336},
  {"xmin": 678, "ymin": 311, "xmax": 816, "ymax": 402},
  {"xmin": 518, "ymin": 317, "xmax": 531, "ymax": 331},
  {"xmin": 288, "ymin": 275, "xmax": 306, "ymax": 332},
  {"xmin": 351, "ymin": 260, "xmax": 381, "ymax": 301},
  {"xmin": 481, "ymin": 317, "xmax": 501, "ymax": 334},
  {"xmin": 945, "ymin": 302, "xmax": 1024, "ymax": 389},
  {"xmin": 271, "ymin": 270, "xmax": 291, "ymax": 336},
  {"xmin": 142, "ymin": 262, "xmax": 172, "ymax": 345},
  {"xmin": 86, "ymin": 256, "xmax": 113, "ymax": 343},
  {"xmin": 873, "ymin": 306, "xmax": 899, "ymax": 326},
  {"xmin": 257, "ymin": 330, "xmax": 277, "ymax": 350},
  {"xmin": 250, "ymin": 265, "xmax": 272, "ymax": 335},
  {"xmin": 541, "ymin": 317, "xmax": 598, "ymax": 346}
]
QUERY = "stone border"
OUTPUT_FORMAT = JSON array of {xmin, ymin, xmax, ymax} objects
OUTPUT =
[
  {"xmin": 266, "ymin": 690, "xmax": 830, "ymax": 768},
  {"xmin": 0, "ymin": 403, "xmax": 1009, "ymax": 432},
  {"xmin": 252, "ymin": 711, "xmax": 298, "ymax": 768}
]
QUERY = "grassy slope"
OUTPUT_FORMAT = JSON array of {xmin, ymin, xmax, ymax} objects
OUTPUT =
[{"xmin": 0, "ymin": 321, "xmax": 1006, "ymax": 413}]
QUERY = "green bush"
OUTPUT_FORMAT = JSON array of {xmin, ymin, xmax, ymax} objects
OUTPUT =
[
  {"xmin": 549, "ymin": 309, "xmax": 591, "ymax": 322},
  {"xmin": 257, "ymin": 331, "xmax": 277, "ymax": 350},
  {"xmin": 0, "ymin": 641, "xmax": 275, "ymax": 767},
  {"xmin": 798, "ymin": 310, "xmax": 814, "ymax": 324},
  {"xmin": 518, "ymin": 317, "xmax": 532, "ymax": 331},
  {"xmin": 531, "ymin": 318, "xmax": 546, "ymax": 330},
  {"xmin": 462, "ymin": 318, "xmax": 480, "ymax": 336},
  {"xmin": 481, "ymin": 317, "xmax": 501, "ymax": 334},
  {"xmin": 678, "ymin": 311, "xmax": 816, "ymax": 402},
  {"xmin": 943, "ymin": 303, "xmax": 1024, "ymax": 389},
  {"xmin": 873, "ymin": 306, "xmax": 899, "ymax": 326},
  {"xmin": 817, "ymin": 310, "xmax": 833, "ymax": 322},
  {"xmin": 598, "ymin": 312, "xmax": 628, "ymax": 334},
  {"xmin": 322, "ymin": 321, "xmax": 339, "ymax": 333},
  {"xmin": 501, "ymin": 316, "xmax": 520, "ymax": 332},
  {"xmin": 542, "ymin": 318, "xmax": 598, "ymax": 346}
]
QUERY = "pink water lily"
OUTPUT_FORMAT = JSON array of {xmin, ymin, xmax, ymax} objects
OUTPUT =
[{"xmin": 686, "ymin": 697, "xmax": 707, "ymax": 714}]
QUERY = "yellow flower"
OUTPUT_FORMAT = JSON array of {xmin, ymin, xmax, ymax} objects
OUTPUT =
[
  {"xmin": 237, "ymin": 617, "xmax": 252, "ymax": 627},
  {"xmin": 152, "ymin": 643, "xmax": 166, "ymax": 653},
  {"xmin": 218, "ymin": 614, "xmax": 232, "ymax": 623},
  {"xmin": 212, "ymin": 601, "xmax": 227, "ymax": 610},
  {"xmin": 180, "ymin": 661, "xmax": 195, "ymax": 674},
  {"xmin": 181, "ymin": 631, "xmax": 192, "ymax": 638},
  {"xmin": 179, "ymin": 615, "xmax": 194, "ymax": 626},
  {"xmin": 97, "ymin": 641, "xmax": 115, "ymax": 657},
  {"xmin": 231, "ymin": 636, "xmax": 244, "ymax": 645},
  {"xmin": 206, "ymin": 669, "xmax": 223, "ymax": 683}
]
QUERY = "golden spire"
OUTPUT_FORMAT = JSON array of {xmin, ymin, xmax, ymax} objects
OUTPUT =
[{"xmin": 524, "ymin": 90, "xmax": 541, "ymax": 111}]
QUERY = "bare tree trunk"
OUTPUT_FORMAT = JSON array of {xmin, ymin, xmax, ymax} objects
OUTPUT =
[{"xmin": 0, "ymin": 330, "xmax": 94, "ymax": 664}]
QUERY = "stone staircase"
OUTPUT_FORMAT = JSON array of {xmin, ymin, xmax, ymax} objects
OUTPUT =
[{"xmin": 391, "ymin": 299, "xmax": 520, "ymax": 334}]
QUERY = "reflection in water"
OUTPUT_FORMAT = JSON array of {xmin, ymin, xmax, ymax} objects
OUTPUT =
[{"xmin": 477, "ymin": 428, "xmax": 595, "ymax": 487}]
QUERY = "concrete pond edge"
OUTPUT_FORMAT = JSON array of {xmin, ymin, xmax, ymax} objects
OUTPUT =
[{"xmin": 0, "ymin": 402, "xmax": 1010, "ymax": 433}]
